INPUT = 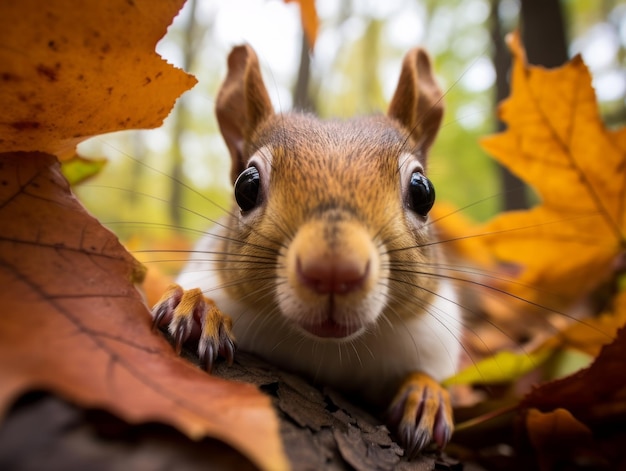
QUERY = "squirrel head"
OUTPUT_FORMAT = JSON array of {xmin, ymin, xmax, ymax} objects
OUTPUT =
[
  {"xmin": 214, "ymin": 45, "xmax": 445, "ymax": 340},
  {"xmin": 216, "ymin": 45, "xmax": 443, "ymax": 182}
]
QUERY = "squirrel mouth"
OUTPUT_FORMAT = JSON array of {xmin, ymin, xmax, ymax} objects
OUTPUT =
[{"xmin": 299, "ymin": 318, "xmax": 361, "ymax": 339}]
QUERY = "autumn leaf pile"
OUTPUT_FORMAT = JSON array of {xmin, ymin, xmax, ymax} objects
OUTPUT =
[
  {"xmin": 0, "ymin": 0, "xmax": 625, "ymax": 469},
  {"xmin": 438, "ymin": 33, "xmax": 626, "ymax": 468},
  {"xmin": 0, "ymin": 1, "xmax": 287, "ymax": 470}
]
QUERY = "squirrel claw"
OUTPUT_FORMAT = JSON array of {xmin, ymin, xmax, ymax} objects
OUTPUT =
[
  {"xmin": 151, "ymin": 303, "xmax": 168, "ymax": 331},
  {"xmin": 200, "ymin": 343, "xmax": 216, "ymax": 373},
  {"xmin": 198, "ymin": 303, "xmax": 236, "ymax": 373},
  {"xmin": 150, "ymin": 283, "xmax": 236, "ymax": 372},
  {"xmin": 151, "ymin": 284, "xmax": 184, "ymax": 330},
  {"xmin": 387, "ymin": 372, "xmax": 453, "ymax": 459},
  {"xmin": 173, "ymin": 319, "xmax": 191, "ymax": 354}
]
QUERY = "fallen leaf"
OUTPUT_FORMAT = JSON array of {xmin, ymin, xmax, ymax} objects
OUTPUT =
[
  {"xmin": 432, "ymin": 201, "xmax": 560, "ymax": 358},
  {"xmin": 480, "ymin": 31, "xmax": 626, "ymax": 309},
  {"xmin": 0, "ymin": 0, "xmax": 197, "ymax": 158},
  {"xmin": 0, "ymin": 152, "xmax": 287, "ymax": 471},
  {"xmin": 431, "ymin": 201, "xmax": 496, "ymax": 268},
  {"xmin": 1, "ymin": 1, "xmax": 287, "ymax": 467},
  {"xmin": 526, "ymin": 407, "xmax": 592, "ymax": 442},
  {"xmin": 448, "ymin": 34, "xmax": 626, "ymax": 468},
  {"xmin": 285, "ymin": 0, "xmax": 319, "ymax": 48},
  {"xmin": 61, "ymin": 154, "xmax": 107, "ymax": 185},
  {"xmin": 555, "ymin": 290, "xmax": 626, "ymax": 357},
  {"xmin": 521, "ymin": 312, "xmax": 626, "ymax": 430},
  {"xmin": 454, "ymin": 292, "xmax": 626, "ymax": 388},
  {"xmin": 443, "ymin": 345, "xmax": 553, "ymax": 387},
  {"xmin": 525, "ymin": 408, "xmax": 605, "ymax": 470},
  {"xmin": 542, "ymin": 348, "xmax": 594, "ymax": 381}
]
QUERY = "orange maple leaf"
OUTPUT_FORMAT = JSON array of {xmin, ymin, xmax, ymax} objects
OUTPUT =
[
  {"xmin": 0, "ymin": 0, "xmax": 197, "ymax": 158},
  {"xmin": 0, "ymin": 2, "xmax": 287, "ymax": 469},
  {"xmin": 480, "ymin": 32, "xmax": 626, "ymax": 309},
  {"xmin": 284, "ymin": 0, "xmax": 319, "ymax": 48}
]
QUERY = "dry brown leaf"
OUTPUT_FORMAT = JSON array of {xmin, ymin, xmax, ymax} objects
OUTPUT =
[
  {"xmin": 521, "ymin": 313, "xmax": 626, "ymax": 430},
  {"xmin": 525, "ymin": 408, "xmax": 604, "ymax": 470},
  {"xmin": 0, "ymin": 152, "xmax": 287, "ymax": 471},
  {"xmin": 526, "ymin": 407, "xmax": 592, "ymax": 441},
  {"xmin": 0, "ymin": 0, "xmax": 197, "ymax": 158}
]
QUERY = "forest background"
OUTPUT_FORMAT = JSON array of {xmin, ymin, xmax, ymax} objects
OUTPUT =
[
  {"xmin": 76, "ymin": 0, "xmax": 626, "ymax": 269},
  {"xmin": 1, "ymin": 0, "xmax": 626, "ymax": 469}
]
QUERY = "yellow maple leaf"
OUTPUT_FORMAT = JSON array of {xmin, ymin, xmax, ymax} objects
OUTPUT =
[
  {"xmin": 431, "ymin": 201, "xmax": 496, "ymax": 268},
  {"xmin": 0, "ymin": 0, "xmax": 197, "ymax": 158},
  {"xmin": 480, "ymin": 31, "xmax": 626, "ymax": 309}
]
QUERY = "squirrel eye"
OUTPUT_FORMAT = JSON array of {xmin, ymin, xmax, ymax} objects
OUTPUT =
[
  {"xmin": 234, "ymin": 166, "xmax": 261, "ymax": 212},
  {"xmin": 407, "ymin": 172, "xmax": 435, "ymax": 217}
]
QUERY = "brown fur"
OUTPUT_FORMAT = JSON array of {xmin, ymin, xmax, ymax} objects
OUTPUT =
[
  {"xmin": 216, "ymin": 113, "xmax": 441, "ymax": 322},
  {"xmin": 163, "ymin": 44, "xmax": 461, "ymax": 457},
  {"xmin": 213, "ymin": 43, "xmax": 445, "ymax": 325}
]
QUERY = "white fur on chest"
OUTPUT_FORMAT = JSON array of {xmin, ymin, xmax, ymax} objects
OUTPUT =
[{"xmin": 178, "ymin": 228, "xmax": 463, "ymax": 405}]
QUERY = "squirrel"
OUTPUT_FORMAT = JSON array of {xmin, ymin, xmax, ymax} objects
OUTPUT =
[{"xmin": 151, "ymin": 44, "xmax": 463, "ymax": 458}]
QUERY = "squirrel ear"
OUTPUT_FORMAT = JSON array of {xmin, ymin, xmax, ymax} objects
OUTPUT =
[
  {"xmin": 216, "ymin": 45, "xmax": 273, "ymax": 182},
  {"xmin": 387, "ymin": 48, "xmax": 444, "ymax": 155}
]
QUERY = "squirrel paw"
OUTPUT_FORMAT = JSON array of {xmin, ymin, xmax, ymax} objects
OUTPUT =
[
  {"xmin": 151, "ymin": 283, "xmax": 235, "ymax": 373},
  {"xmin": 387, "ymin": 372, "xmax": 453, "ymax": 459}
]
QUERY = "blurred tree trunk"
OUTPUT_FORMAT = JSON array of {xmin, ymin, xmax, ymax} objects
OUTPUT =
[
  {"xmin": 521, "ymin": 0, "xmax": 568, "ymax": 68},
  {"xmin": 293, "ymin": 32, "xmax": 314, "ymax": 112},
  {"xmin": 490, "ymin": 0, "xmax": 568, "ymax": 211},
  {"xmin": 490, "ymin": 0, "xmax": 520, "ymax": 211},
  {"xmin": 169, "ymin": 0, "xmax": 199, "ymax": 226}
]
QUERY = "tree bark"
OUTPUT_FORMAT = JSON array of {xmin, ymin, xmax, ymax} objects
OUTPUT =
[
  {"xmin": 520, "ymin": 0, "xmax": 568, "ymax": 68},
  {"xmin": 490, "ymin": 0, "xmax": 569, "ymax": 211},
  {"xmin": 490, "ymin": 0, "xmax": 526, "ymax": 211},
  {"xmin": 293, "ymin": 32, "xmax": 314, "ymax": 112},
  {"xmin": 0, "ymin": 351, "xmax": 461, "ymax": 471}
]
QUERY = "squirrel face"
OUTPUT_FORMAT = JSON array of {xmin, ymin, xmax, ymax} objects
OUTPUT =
[
  {"xmin": 159, "ymin": 45, "xmax": 461, "ymax": 455},
  {"xmin": 155, "ymin": 46, "xmax": 462, "ymax": 456},
  {"xmin": 214, "ymin": 45, "xmax": 444, "ymax": 341}
]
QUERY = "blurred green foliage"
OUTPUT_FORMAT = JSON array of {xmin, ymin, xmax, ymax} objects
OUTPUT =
[{"xmin": 76, "ymin": 0, "xmax": 625, "ymax": 249}]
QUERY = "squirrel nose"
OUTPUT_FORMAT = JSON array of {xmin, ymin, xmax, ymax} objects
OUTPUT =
[{"xmin": 297, "ymin": 254, "xmax": 369, "ymax": 295}]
